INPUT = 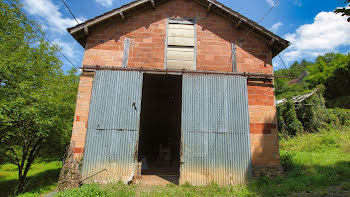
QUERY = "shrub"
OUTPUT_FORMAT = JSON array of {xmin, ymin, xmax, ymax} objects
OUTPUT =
[
  {"xmin": 277, "ymin": 91, "xmax": 350, "ymax": 137},
  {"xmin": 328, "ymin": 108, "xmax": 350, "ymax": 126},
  {"xmin": 280, "ymin": 151, "xmax": 296, "ymax": 173},
  {"xmin": 277, "ymin": 99, "xmax": 303, "ymax": 136}
]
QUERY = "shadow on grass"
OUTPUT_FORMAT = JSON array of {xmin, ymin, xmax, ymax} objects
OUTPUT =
[
  {"xmin": 0, "ymin": 168, "xmax": 61, "ymax": 197},
  {"xmin": 247, "ymin": 160, "xmax": 350, "ymax": 196}
]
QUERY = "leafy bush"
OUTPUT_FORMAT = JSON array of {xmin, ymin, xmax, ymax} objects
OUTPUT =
[
  {"xmin": 277, "ymin": 90, "xmax": 350, "ymax": 137},
  {"xmin": 277, "ymin": 100, "xmax": 303, "ymax": 136},
  {"xmin": 328, "ymin": 108, "xmax": 350, "ymax": 126},
  {"xmin": 280, "ymin": 151, "xmax": 296, "ymax": 173}
]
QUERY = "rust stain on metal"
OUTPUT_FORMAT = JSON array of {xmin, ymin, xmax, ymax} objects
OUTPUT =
[{"xmin": 134, "ymin": 140, "xmax": 139, "ymax": 161}]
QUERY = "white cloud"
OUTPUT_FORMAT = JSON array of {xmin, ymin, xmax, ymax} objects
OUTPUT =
[
  {"xmin": 266, "ymin": 0, "xmax": 275, "ymax": 6},
  {"xmin": 270, "ymin": 22, "xmax": 283, "ymax": 33},
  {"xmin": 23, "ymin": 0, "xmax": 85, "ymax": 34},
  {"xmin": 53, "ymin": 39, "xmax": 82, "ymax": 60},
  {"xmin": 96, "ymin": 0, "xmax": 115, "ymax": 7},
  {"xmin": 282, "ymin": 11, "xmax": 350, "ymax": 62}
]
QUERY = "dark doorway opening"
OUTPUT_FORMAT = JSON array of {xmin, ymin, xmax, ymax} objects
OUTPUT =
[{"xmin": 138, "ymin": 74, "xmax": 182, "ymax": 184}]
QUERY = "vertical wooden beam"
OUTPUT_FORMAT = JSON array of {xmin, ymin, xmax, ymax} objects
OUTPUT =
[
  {"xmin": 194, "ymin": 17, "xmax": 197, "ymax": 70},
  {"xmin": 122, "ymin": 38, "xmax": 130, "ymax": 68},
  {"xmin": 150, "ymin": 0, "xmax": 156, "ymax": 8},
  {"xmin": 207, "ymin": 3, "xmax": 212, "ymax": 13},
  {"xmin": 268, "ymin": 38, "xmax": 275, "ymax": 47},
  {"xmin": 120, "ymin": 12, "xmax": 125, "ymax": 21},
  {"xmin": 236, "ymin": 19, "xmax": 242, "ymax": 29},
  {"xmin": 83, "ymin": 27, "xmax": 89, "ymax": 36},
  {"xmin": 231, "ymin": 43, "xmax": 237, "ymax": 72}
]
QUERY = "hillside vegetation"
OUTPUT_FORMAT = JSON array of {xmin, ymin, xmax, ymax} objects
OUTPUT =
[
  {"xmin": 275, "ymin": 52, "xmax": 350, "ymax": 108},
  {"xmin": 274, "ymin": 53, "xmax": 350, "ymax": 136}
]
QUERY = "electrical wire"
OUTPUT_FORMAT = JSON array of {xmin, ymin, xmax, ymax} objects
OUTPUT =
[
  {"xmin": 61, "ymin": 0, "xmax": 80, "ymax": 25},
  {"xmin": 238, "ymin": 0, "xmax": 281, "ymax": 43},
  {"xmin": 5, "ymin": 0, "xmax": 79, "ymax": 70},
  {"xmin": 278, "ymin": 54, "xmax": 289, "ymax": 70},
  {"xmin": 235, "ymin": 0, "xmax": 291, "ymax": 74}
]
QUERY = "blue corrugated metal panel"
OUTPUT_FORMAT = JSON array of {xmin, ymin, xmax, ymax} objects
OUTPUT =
[
  {"xmin": 180, "ymin": 74, "xmax": 252, "ymax": 186},
  {"xmin": 81, "ymin": 70, "xmax": 143, "ymax": 184}
]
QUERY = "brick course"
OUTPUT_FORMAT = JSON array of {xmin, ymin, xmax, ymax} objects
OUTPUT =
[{"xmin": 71, "ymin": 0, "xmax": 280, "ymax": 169}]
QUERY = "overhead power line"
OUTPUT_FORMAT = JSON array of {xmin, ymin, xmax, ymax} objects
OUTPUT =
[
  {"xmin": 235, "ymin": 0, "xmax": 290, "ymax": 73},
  {"xmin": 5, "ymin": 0, "xmax": 78, "ymax": 70},
  {"xmin": 238, "ymin": 0, "xmax": 281, "ymax": 43},
  {"xmin": 278, "ymin": 54, "xmax": 289, "ymax": 71},
  {"xmin": 61, "ymin": 0, "xmax": 80, "ymax": 25}
]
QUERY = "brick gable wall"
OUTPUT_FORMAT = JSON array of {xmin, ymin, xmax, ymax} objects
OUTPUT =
[{"xmin": 71, "ymin": 0, "xmax": 280, "ymax": 168}]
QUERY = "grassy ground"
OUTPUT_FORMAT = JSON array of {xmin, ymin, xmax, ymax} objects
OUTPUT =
[
  {"xmin": 54, "ymin": 126, "xmax": 350, "ymax": 197},
  {"xmin": 0, "ymin": 160, "xmax": 61, "ymax": 197},
  {"xmin": 1, "ymin": 126, "xmax": 350, "ymax": 196}
]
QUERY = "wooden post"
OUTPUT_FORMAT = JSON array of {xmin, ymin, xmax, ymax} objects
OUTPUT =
[
  {"xmin": 120, "ymin": 12, "xmax": 125, "ymax": 22},
  {"xmin": 231, "ymin": 42, "xmax": 237, "ymax": 72},
  {"xmin": 122, "ymin": 38, "xmax": 130, "ymax": 68},
  {"xmin": 207, "ymin": 3, "xmax": 212, "ymax": 14},
  {"xmin": 150, "ymin": 0, "xmax": 156, "ymax": 8},
  {"xmin": 83, "ymin": 27, "xmax": 89, "ymax": 36},
  {"xmin": 236, "ymin": 19, "xmax": 242, "ymax": 29}
]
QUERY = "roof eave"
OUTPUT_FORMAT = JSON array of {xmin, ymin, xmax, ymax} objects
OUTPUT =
[{"xmin": 67, "ymin": 0, "xmax": 290, "ymax": 56}]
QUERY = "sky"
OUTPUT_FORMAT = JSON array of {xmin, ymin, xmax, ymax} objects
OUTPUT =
[{"xmin": 16, "ymin": 0, "xmax": 350, "ymax": 71}]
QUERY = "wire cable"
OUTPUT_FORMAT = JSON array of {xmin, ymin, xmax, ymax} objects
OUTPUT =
[
  {"xmin": 238, "ymin": 0, "xmax": 281, "ymax": 43},
  {"xmin": 61, "ymin": 0, "xmax": 80, "ymax": 25},
  {"xmin": 278, "ymin": 54, "xmax": 289, "ymax": 70},
  {"xmin": 5, "ymin": 0, "xmax": 79, "ymax": 70}
]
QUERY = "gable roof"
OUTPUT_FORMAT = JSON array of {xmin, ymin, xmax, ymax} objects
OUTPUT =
[{"xmin": 67, "ymin": 0, "xmax": 290, "ymax": 57}]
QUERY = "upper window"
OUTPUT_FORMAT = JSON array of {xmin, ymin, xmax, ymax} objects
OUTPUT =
[{"xmin": 166, "ymin": 18, "xmax": 196, "ymax": 70}]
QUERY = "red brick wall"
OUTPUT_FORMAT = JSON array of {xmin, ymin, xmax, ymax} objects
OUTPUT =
[{"xmin": 72, "ymin": 0, "xmax": 280, "ymax": 167}]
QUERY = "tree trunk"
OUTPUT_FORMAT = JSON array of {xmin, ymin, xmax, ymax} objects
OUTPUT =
[
  {"xmin": 17, "ymin": 174, "xmax": 25, "ymax": 194},
  {"xmin": 15, "ymin": 139, "xmax": 42, "ymax": 195}
]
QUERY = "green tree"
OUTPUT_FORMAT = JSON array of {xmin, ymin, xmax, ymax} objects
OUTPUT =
[
  {"xmin": 0, "ymin": 0, "xmax": 78, "ymax": 194},
  {"xmin": 334, "ymin": 0, "xmax": 350, "ymax": 22}
]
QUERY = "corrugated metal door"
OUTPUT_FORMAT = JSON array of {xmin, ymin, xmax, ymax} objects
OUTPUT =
[
  {"xmin": 180, "ymin": 74, "xmax": 252, "ymax": 186},
  {"xmin": 81, "ymin": 70, "xmax": 143, "ymax": 184}
]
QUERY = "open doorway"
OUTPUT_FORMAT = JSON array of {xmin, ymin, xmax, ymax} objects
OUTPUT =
[{"xmin": 138, "ymin": 74, "xmax": 182, "ymax": 184}]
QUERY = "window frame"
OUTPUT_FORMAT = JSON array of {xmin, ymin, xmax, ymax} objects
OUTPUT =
[{"xmin": 164, "ymin": 17, "xmax": 197, "ymax": 70}]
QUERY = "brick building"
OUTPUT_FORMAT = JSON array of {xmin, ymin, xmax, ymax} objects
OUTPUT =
[{"xmin": 67, "ymin": 0, "xmax": 289, "ymax": 185}]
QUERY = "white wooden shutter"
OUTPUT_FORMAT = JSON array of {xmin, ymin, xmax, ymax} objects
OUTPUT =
[{"xmin": 166, "ymin": 19, "xmax": 196, "ymax": 70}]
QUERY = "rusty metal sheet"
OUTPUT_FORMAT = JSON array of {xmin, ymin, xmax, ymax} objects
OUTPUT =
[
  {"xmin": 81, "ymin": 70, "xmax": 143, "ymax": 184},
  {"xmin": 180, "ymin": 74, "xmax": 252, "ymax": 186}
]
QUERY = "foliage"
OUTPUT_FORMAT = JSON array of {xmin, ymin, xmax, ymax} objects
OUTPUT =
[
  {"xmin": 274, "ymin": 53, "xmax": 350, "ymax": 108},
  {"xmin": 277, "ymin": 99, "xmax": 303, "ymax": 136},
  {"xmin": 274, "ymin": 60, "xmax": 312, "ymax": 98},
  {"xmin": 334, "ymin": 0, "xmax": 350, "ymax": 22},
  {"xmin": 328, "ymin": 96, "xmax": 350, "ymax": 109},
  {"xmin": 306, "ymin": 53, "xmax": 350, "ymax": 101},
  {"xmin": 277, "ymin": 93, "xmax": 350, "ymax": 136},
  {"xmin": 0, "ymin": 160, "xmax": 61, "ymax": 197},
  {"xmin": 0, "ymin": 0, "xmax": 78, "ymax": 194},
  {"xmin": 328, "ymin": 108, "xmax": 350, "ymax": 126},
  {"xmin": 275, "ymin": 52, "xmax": 350, "ymax": 136}
]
